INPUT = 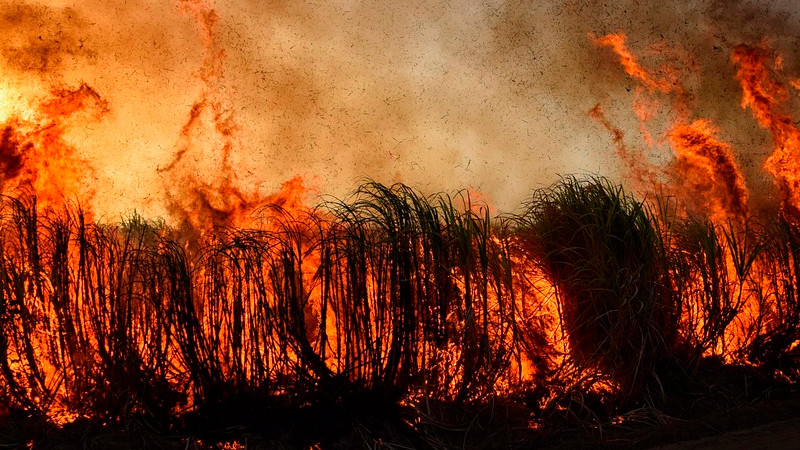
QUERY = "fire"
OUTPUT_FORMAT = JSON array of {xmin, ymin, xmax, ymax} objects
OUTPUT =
[
  {"xmin": 0, "ymin": 83, "xmax": 106, "ymax": 213},
  {"xmin": 733, "ymin": 45, "xmax": 800, "ymax": 214},
  {"xmin": 595, "ymin": 34, "xmax": 800, "ymax": 219},
  {"xmin": 667, "ymin": 120, "xmax": 749, "ymax": 219},
  {"xmin": 159, "ymin": 0, "xmax": 253, "ymax": 235},
  {"xmin": 1, "ymin": 0, "xmax": 800, "ymax": 440},
  {"xmin": 592, "ymin": 32, "xmax": 749, "ymax": 220},
  {"xmin": 155, "ymin": 0, "xmax": 318, "ymax": 238},
  {"xmin": 591, "ymin": 33, "xmax": 682, "ymax": 95},
  {"xmin": 0, "ymin": 86, "xmax": 15, "ymax": 123}
]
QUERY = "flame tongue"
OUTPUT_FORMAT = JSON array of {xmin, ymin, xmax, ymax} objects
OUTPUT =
[
  {"xmin": 592, "ymin": 33, "xmax": 749, "ymax": 220},
  {"xmin": 0, "ymin": 83, "xmax": 107, "ymax": 213},
  {"xmin": 733, "ymin": 45, "xmax": 800, "ymax": 214},
  {"xmin": 39, "ymin": 84, "xmax": 108, "ymax": 120},
  {"xmin": 668, "ymin": 120, "xmax": 749, "ymax": 219},
  {"xmin": 159, "ymin": 0, "xmax": 312, "ymax": 237},
  {"xmin": 591, "ymin": 33, "xmax": 683, "ymax": 95},
  {"xmin": 594, "ymin": 33, "xmax": 800, "ymax": 218}
]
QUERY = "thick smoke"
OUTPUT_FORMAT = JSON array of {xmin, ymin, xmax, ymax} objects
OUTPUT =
[{"xmin": 1, "ymin": 0, "xmax": 800, "ymax": 217}]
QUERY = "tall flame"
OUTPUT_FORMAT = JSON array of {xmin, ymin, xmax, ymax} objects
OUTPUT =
[
  {"xmin": 668, "ymin": 120, "xmax": 749, "ymax": 219},
  {"xmin": 592, "ymin": 33, "xmax": 749, "ymax": 220},
  {"xmin": 0, "ymin": 83, "xmax": 107, "ymax": 213},
  {"xmin": 733, "ymin": 45, "xmax": 800, "ymax": 214},
  {"xmin": 155, "ymin": 0, "xmax": 311, "ymax": 237}
]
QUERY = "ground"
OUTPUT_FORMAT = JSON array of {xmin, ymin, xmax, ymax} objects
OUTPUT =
[
  {"xmin": 3, "ymin": 390, "xmax": 800, "ymax": 448},
  {"xmin": 655, "ymin": 417, "xmax": 800, "ymax": 450}
]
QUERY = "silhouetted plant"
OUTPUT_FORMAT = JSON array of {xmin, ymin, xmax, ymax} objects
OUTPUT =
[
  {"xmin": 515, "ymin": 176, "xmax": 678, "ymax": 400},
  {"xmin": 0, "ymin": 177, "xmax": 797, "ymax": 435}
]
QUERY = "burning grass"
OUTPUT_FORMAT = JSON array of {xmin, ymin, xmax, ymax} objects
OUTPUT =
[{"xmin": 0, "ymin": 178, "xmax": 799, "ymax": 447}]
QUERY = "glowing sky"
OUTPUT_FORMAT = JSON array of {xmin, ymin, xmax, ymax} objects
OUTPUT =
[{"xmin": 3, "ymin": 0, "xmax": 800, "ymax": 219}]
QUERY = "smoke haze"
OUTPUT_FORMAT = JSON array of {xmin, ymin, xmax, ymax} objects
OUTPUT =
[{"xmin": 2, "ymin": 0, "xmax": 800, "ymax": 218}]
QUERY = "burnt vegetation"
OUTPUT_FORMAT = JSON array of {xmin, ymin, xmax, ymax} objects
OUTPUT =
[{"xmin": 0, "ymin": 177, "xmax": 798, "ymax": 448}]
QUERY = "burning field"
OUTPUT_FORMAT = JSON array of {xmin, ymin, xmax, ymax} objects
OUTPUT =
[{"xmin": 2, "ymin": 0, "xmax": 800, "ymax": 448}]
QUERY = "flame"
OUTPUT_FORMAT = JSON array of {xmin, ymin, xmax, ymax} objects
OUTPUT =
[
  {"xmin": 591, "ymin": 33, "xmax": 682, "ymax": 95},
  {"xmin": 667, "ymin": 120, "xmax": 749, "ymax": 219},
  {"xmin": 732, "ymin": 45, "xmax": 800, "ymax": 213},
  {"xmin": 157, "ymin": 0, "xmax": 316, "ymax": 237},
  {"xmin": 1, "ymin": 0, "xmax": 800, "ymax": 433},
  {"xmin": 592, "ymin": 32, "xmax": 749, "ymax": 220},
  {"xmin": 589, "ymin": 103, "xmax": 658, "ymax": 193},
  {"xmin": 0, "ymin": 83, "xmax": 106, "ymax": 213}
]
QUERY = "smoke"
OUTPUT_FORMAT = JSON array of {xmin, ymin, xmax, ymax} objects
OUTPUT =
[
  {"xmin": 1, "ymin": 0, "xmax": 799, "ymax": 218},
  {"xmin": 0, "ymin": 2, "xmax": 96, "ymax": 76}
]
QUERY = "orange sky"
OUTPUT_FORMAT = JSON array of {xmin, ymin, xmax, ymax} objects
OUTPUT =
[{"xmin": 2, "ymin": 0, "xmax": 800, "ymax": 220}]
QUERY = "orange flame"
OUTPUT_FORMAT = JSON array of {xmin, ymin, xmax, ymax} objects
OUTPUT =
[
  {"xmin": 0, "ymin": 83, "xmax": 106, "ymax": 213},
  {"xmin": 160, "ymin": 0, "xmax": 310, "ymax": 236},
  {"xmin": 589, "ymin": 103, "xmax": 658, "ymax": 193},
  {"xmin": 732, "ymin": 45, "xmax": 800, "ymax": 213},
  {"xmin": 592, "ymin": 33, "xmax": 749, "ymax": 220},
  {"xmin": 591, "ymin": 33, "xmax": 682, "ymax": 95},
  {"xmin": 668, "ymin": 120, "xmax": 749, "ymax": 219}
]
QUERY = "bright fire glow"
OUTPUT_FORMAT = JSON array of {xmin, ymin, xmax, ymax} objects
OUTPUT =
[{"xmin": 1, "ymin": 0, "xmax": 800, "ymax": 433}]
